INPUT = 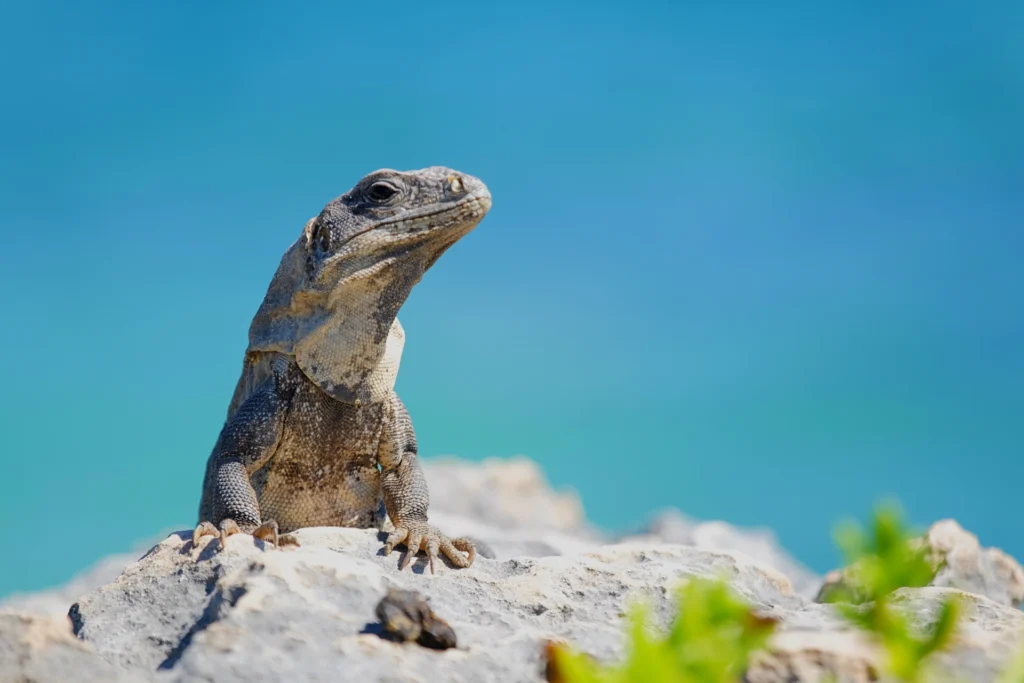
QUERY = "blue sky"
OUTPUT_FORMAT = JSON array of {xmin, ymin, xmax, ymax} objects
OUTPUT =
[{"xmin": 0, "ymin": 1, "xmax": 1021, "ymax": 596}]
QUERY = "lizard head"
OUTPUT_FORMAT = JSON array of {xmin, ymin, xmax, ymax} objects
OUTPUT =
[
  {"xmin": 247, "ymin": 167, "xmax": 492, "ymax": 405},
  {"xmin": 309, "ymin": 166, "xmax": 491, "ymax": 274}
]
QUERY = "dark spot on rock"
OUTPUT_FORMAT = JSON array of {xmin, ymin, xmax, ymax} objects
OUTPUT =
[
  {"xmin": 68, "ymin": 603, "xmax": 84, "ymax": 636},
  {"xmin": 374, "ymin": 589, "xmax": 457, "ymax": 650}
]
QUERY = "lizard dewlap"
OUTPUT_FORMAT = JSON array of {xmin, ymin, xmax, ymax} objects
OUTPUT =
[{"xmin": 194, "ymin": 167, "xmax": 491, "ymax": 573}]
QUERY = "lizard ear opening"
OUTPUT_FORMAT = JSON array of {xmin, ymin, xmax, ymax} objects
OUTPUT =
[
  {"xmin": 304, "ymin": 217, "xmax": 331, "ymax": 253},
  {"xmin": 302, "ymin": 217, "xmax": 318, "ymax": 248}
]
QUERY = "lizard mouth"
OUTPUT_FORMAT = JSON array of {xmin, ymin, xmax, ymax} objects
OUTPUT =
[
  {"xmin": 374, "ymin": 192, "xmax": 492, "ymax": 237},
  {"xmin": 330, "ymin": 190, "xmax": 492, "ymax": 256}
]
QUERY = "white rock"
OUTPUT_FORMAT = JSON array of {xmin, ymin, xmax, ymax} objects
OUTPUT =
[
  {"xmin": 926, "ymin": 520, "xmax": 1024, "ymax": 607},
  {"xmin": 0, "ymin": 613, "xmax": 147, "ymax": 683},
  {"xmin": 4, "ymin": 459, "xmax": 1023, "ymax": 682},
  {"xmin": 423, "ymin": 456, "xmax": 593, "ymax": 533},
  {"xmin": 816, "ymin": 519, "xmax": 1024, "ymax": 608},
  {"xmin": 619, "ymin": 508, "xmax": 822, "ymax": 598},
  {"xmin": 58, "ymin": 528, "xmax": 1024, "ymax": 683}
]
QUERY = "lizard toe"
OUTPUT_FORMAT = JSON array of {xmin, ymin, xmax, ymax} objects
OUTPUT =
[
  {"xmin": 426, "ymin": 538, "xmax": 440, "ymax": 575},
  {"xmin": 192, "ymin": 521, "xmax": 219, "ymax": 550},
  {"xmin": 218, "ymin": 519, "xmax": 243, "ymax": 548},
  {"xmin": 277, "ymin": 533, "xmax": 301, "ymax": 549},
  {"xmin": 388, "ymin": 523, "xmax": 475, "ymax": 572},
  {"xmin": 400, "ymin": 533, "xmax": 424, "ymax": 571},
  {"xmin": 384, "ymin": 528, "xmax": 409, "ymax": 556},
  {"xmin": 440, "ymin": 537, "xmax": 474, "ymax": 569},
  {"xmin": 252, "ymin": 519, "xmax": 280, "ymax": 548}
]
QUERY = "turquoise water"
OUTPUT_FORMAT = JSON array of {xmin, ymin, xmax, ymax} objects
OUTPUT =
[{"xmin": 1, "ymin": 1, "xmax": 1021, "ymax": 597}]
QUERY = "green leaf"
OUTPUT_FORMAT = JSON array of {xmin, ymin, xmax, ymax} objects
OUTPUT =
[
  {"xmin": 826, "ymin": 505, "xmax": 962, "ymax": 683},
  {"xmin": 545, "ymin": 577, "xmax": 776, "ymax": 683}
]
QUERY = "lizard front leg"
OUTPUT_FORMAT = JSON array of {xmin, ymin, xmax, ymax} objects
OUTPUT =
[
  {"xmin": 378, "ymin": 392, "xmax": 475, "ymax": 573},
  {"xmin": 194, "ymin": 368, "xmax": 295, "ymax": 551}
]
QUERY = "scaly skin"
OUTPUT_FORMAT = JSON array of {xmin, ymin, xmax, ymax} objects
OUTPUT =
[{"xmin": 194, "ymin": 167, "xmax": 491, "ymax": 572}]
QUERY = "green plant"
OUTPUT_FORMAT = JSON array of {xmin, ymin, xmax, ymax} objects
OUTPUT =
[
  {"xmin": 547, "ymin": 504, "xmax": 979, "ymax": 683},
  {"xmin": 822, "ymin": 503, "xmax": 961, "ymax": 682},
  {"xmin": 546, "ymin": 577, "xmax": 775, "ymax": 683},
  {"xmin": 997, "ymin": 644, "xmax": 1024, "ymax": 683}
]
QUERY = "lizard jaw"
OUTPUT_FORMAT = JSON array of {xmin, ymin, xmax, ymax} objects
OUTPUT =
[{"xmin": 328, "ymin": 183, "xmax": 491, "ymax": 257}]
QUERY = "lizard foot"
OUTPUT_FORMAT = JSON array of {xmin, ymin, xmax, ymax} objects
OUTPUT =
[
  {"xmin": 383, "ymin": 523, "xmax": 475, "ymax": 573},
  {"xmin": 191, "ymin": 518, "xmax": 243, "ymax": 552},
  {"xmin": 252, "ymin": 519, "xmax": 300, "ymax": 550},
  {"xmin": 191, "ymin": 521, "xmax": 218, "ymax": 552},
  {"xmin": 191, "ymin": 519, "xmax": 299, "ymax": 553}
]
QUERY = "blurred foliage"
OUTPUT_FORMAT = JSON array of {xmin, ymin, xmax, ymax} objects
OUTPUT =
[
  {"xmin": 821, "ymin": 503, "xmax": 960, "ymax": 682},
  {"xmin": 820, "ymin": 503, "xmax": 938, "ymax": 604},
  {"xmin": 546, "ymin": 577, "xmax": 775, "ymax": 683},
  {"xmin": 998, "ymin": 645, "xmax": 1024, "ymax": 683},
  {"xmin": 546, "ymin": 504, "xmax": 1024, "ymax": 683}
]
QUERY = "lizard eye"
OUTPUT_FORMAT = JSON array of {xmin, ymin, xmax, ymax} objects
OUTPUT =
[{"xmin": 367, "ymin": 182, "xmax": 399, "ymax": 204}]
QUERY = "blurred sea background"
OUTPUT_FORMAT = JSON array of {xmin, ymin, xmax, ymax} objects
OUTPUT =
[{"xmin": 1, "ymin": 1, "xmax": 1021, "ymax": 597}]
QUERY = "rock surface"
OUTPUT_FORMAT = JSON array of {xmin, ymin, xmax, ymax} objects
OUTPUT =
[
  {"xmin": 1, "ymin": 457, "xmax": 812, "ymax": 617},
  {"xmin": 816, "ymin": 519, "xmax": 1024, "ymax": 608},
  {"xmin": 0, "ymin": 539, "xmax": 167, "ymax": 618},
  {"xmin": 0, "ymin": 613, "xmax": 147, "ymax": 683},
  {"xmin": 2, "ymin": 457, "xmax": 1022, "ymax": 683},
  {"xmin": 619, "ymin": 508, "xmax": 821, "ymax": 598},
  {"xmin": 62, "ymin": 530, "xmax": 1024, "ymax": 683},
  {"xmin": 72, "ymin": 529, "xmax": 808, "ymax": 681},
  {"xmin": 924, "ymin": 520, "xmax": 1024, "ymax": 607}
]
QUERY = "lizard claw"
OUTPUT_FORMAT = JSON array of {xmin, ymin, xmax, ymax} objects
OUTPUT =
[
  {"xmin": 384, "ymin": 527, "xmax": 409, "ymax": 556},
  {"xmin": 192, "ymin": 521, "xmax": 219, "ymax": 550},
  {"xmin": 192, "ymin": 519, "xmax": 299, "ymax": 556},
  {"xmin": 191, "ymin": 520, "xmax": 242, "ymax": 556},
  {"xmin": 219, "ymin": 519, "xmax": 242, "ymax": 547},
  {"xmin": 386, "ymin": 523, "xmax": 474, "ymax": 572},
  {"xmin": 426, "ymin": 538, "xmax": 440, "ymax": 575},
  {"xmin": 191, "ymin": 519, "xmax": 242, "ymax": 554},
  {"xmin": 252, "ymin": 519, "xmax": 278, "ymax": 547},
  {"xmin": 277, "ymin": 534, "xmax": 301, "ymax": 549},
  {"xmin": 253, "ymin": 519, "xmax": 300, "ymax": 550},
  {"xmin": 400, "ymin": 533, "xmax": 423, "ymax": 571}
]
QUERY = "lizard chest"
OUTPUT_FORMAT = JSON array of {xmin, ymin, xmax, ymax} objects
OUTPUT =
[{"xmin": 251, "ymin": 379, "xmax": 388, "ymax": 531}]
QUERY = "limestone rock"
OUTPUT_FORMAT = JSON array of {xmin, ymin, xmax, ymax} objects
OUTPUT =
[
  {"xmin": 749, "ymin": 588, "xmax": 1024, "ymax": 683},
  {"xmin": 925, "ymin": 520, "xmax": 1024, "ymax": 607},
  {"xmin": 0, "ymin": 457, "xmax": 594, "ymax": 622},
  {"xmin": 3, "ymin": 458, "xmax": 1023, "ymax": 682},
  {"xmin": 0, "ymin": 457, "xmax": 808, "ymax": 619},
  {"xmin": 619, "ymin": 508, "xmax": 821, "ymax": 598},
  {"xmin": 816, "ymin": 519, "xmax": 1024, "ymax": 608},
  {"xmin": 424, "ymin": 456, "xmax": 594, "ymax": 531},
  {"xmin": 746, "ymin": 630, "xmax": 883, "ymax": 683},
  {"xmin": 892, "ymin": 587, "xmax": 1024, "ymax": 681},
  {"xmin": 57, "ymin": 528, "xmax": 1023, "ymax": 683},
  {"xmin": 422, "ymin": 456, "xmax": 606, "ymax": 560},
  {"xmin": 0, "ymin": 550, "xmax": 147, "ymax": 619},
  {"xmin": 0, "ymin": 613, "xmax": 146, "ymax": 683},
  {"xmin": 67, "ymin": 528, "xmax": 803, "ymax": 682}
]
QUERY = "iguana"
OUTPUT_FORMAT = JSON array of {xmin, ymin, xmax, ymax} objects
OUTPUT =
[{"xmin": 193, "ymin": 166, "xmax": 491, "ymax": 572}]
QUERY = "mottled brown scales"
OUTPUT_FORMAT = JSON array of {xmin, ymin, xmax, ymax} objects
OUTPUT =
[{"xmin": 194, "ymin": 167, "xmax": 491, "ymax": 572}]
